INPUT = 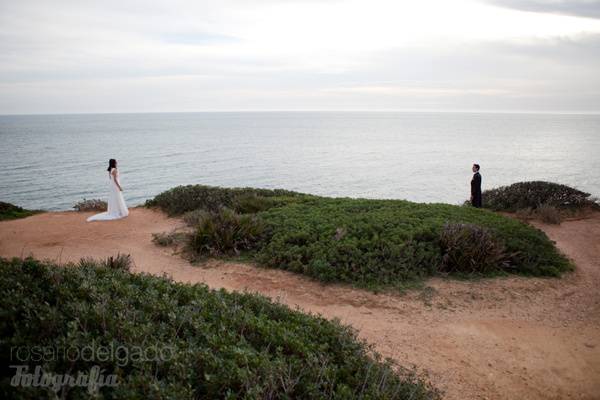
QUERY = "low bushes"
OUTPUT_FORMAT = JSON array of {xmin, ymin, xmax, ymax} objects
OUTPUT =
[
  {"xmin": 190, "ymin": 208, "xmax": 265, "ymax": 256},
  {"xmin": 535, "ymin": 204, "xmax": 563, "ymax": 224},
  {"xmin": 73, "ymin": 198, "xmax": 107, "ymax": 212},
  {"xmin": 0, "ymin": 257, "xmax": 438, "ymax": 399},
  {"xmin": 439, "ymin": 223, "xmax": 509, "ymax": 274},
  {"xmin": 148, "ymin": 185, "xmax": 572, "ymax": 289},
  {"xmin": 152, "ymin": 231, "xmax": 188, "ymax": 247},
  {"xmin": 145, "ymin": 184, "xmax": 307, "ymax": 216},
  {"xmin": 516, "ymin": 204, "xmax": 563, "ymax": 224},
  {"xmin": 79, "ymin": 253, "xmax": 133, "ymax": 271},
  {"xmin": 482, "ymin": 181, "xmax": 595, "ymax": 212},
  {"xmin": 183, "ymin": 209, "xmax": 209, "ymax": 226},
  {"xmin": 0, "ymin": 202, "xmax": 37, "ymax": 221},
  {"xmin": 256, "ymin": 199, "xmax": 442, "ymax": 286},
  {"xmin": 256, "ymin": 199, "xmax": 571, "ymax": 286}
]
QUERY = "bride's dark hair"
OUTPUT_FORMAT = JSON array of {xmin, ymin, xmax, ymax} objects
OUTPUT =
[{"xmin": 107, "ymin": 159, "xmax": 117, "ymax": 171}]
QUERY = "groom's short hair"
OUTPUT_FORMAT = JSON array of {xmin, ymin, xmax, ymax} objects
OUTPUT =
[{"xmin": 473, "ymin": 164, "xmax": 480, "ymax": 170}]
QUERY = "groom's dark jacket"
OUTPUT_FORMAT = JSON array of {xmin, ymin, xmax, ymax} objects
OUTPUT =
[{"xmin": 471, "ymin": 172, "xmax": 482, "ymax": 208}]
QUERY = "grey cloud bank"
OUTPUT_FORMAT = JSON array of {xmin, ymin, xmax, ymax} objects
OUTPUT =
[
  {"xmin": 486, "ymin": 0, "xmax": 600, "ymax": 19},
  {"xmin": 1, "ymin": 0, "xmax": 600, "ymax": 114}
]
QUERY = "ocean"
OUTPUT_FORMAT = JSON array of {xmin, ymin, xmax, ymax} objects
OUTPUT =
[{"xmin": 1, "ymin": 112, "xmax": 599, "ymax": 211}]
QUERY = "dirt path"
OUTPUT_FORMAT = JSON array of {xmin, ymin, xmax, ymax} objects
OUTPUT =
[{"xmin": 1, "ymin": 208, "xmax": 599, "ymax": 399}]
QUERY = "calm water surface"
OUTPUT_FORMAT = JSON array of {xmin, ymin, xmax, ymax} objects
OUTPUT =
[{"xmin": 1, "ymin": 112, "xmax": 598, "ymax": 211}]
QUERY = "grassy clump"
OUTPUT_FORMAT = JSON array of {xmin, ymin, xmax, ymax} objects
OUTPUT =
[
  {"xmin": 190, "ymin": 208, "xmax": 265, "ymax": 256},
  {"xmin": 145, "ymin": 184, "xmax": 309, "ymax": 215},
  {"xmin": 73, "ymin": 198, "xmax": 107, "ymax": 212},
  {"xmin": 256, "ymin": 198, "xmax": 442, "ymax": 286},
  {"xmin": 0, "ymin": 257, "xmax": 438, "ymax": 399},
  {"xmin": 535, "ymin": 204, "xmax": 563, "ymax": 224},
  {"xmin": 516, "ymin": 204, "xmax": 564, "ymax": 225},
  {"xmin": 149, "ymin": 185, "xmax": 572, "ymax": 289},
  {"xmin": 152, "ymin": 231, "xmax": 188, "ymax": 247},
  {"xmin": 439, "ymin": 223, "xmax": 509, "ymax": 274},
  {"xmin": 0, "ymin": 202, "xmax": 37, "ymax": 221},
  {"xmin": 482, "ymin": 181, "xmax": 596, "ymax": 212},
  {"xmin": 78, "ymin": 253, "xmax": 133, "ymax": 271},
  {"xmin": 256, "ymin": 198, "xmax": 571, "ymax": 286}
]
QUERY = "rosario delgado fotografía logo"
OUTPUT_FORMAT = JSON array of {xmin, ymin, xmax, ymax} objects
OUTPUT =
[
  {"xmin": 9, "ymin": 341, "xmax": 176, "ymax": 394},
  {"xmin": 9, "ymin": 365, "xmax": 117, "ymax": 395}
]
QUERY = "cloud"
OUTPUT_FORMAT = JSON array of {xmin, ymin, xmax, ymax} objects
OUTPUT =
[
  {"xmin": 1, "ymin": 0, "xmax": 600, "ymax": 113},
  {"xmin": 483, "ymin": 0, "xmax": 600, "ymax": 19},
  {"xmin": 159, "ymin": 32, "xmax": 241, "ymax": 45},
  {"xmin": 323, "ymin": 86, "xmax": 511, "ymax": 97}
]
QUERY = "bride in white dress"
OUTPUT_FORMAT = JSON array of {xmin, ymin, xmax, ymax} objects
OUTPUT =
[{"xmin": 87, "ymin": 159, "xmax": 129, "ymax": 221}]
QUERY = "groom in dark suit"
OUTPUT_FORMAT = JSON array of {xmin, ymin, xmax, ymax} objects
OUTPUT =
[{"xmin": 470, "ymin": 164, "xmax": 482, "ymax": 208}]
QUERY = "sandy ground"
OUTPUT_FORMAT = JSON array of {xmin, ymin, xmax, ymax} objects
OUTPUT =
[{"xmin": 1, "ymin": 208, "xmax": 599, "ymax": 399}]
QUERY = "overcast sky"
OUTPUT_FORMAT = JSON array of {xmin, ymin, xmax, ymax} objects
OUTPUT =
[{"xmin": 1, "ymin": 0, "xmax": 599, "ymax": 114}]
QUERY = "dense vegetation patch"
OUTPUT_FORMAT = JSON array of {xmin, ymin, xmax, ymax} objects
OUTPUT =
[
  {"xmin": 515, "ymin": 203, "xmax": 564, "ymax": 225},
  {"xmin": 145, "ymin": 184, "xmax": 310, "ymax": 215},
  {"xmin": 148, "ymin": 185, "xmax": 572, "ymax": 289},
  {"xmin": 189, "ymin": 208, "xmax": 265, "ymax": 256},
  {"xmin": 0, "ymin": 257, "xmax": 437, "ymax": 399},
  {"xmin": 0, "ymin": 202, "xmax": 37, "ymax": 221},
  {"xmin": 256, "ymin": 198, "xmax": 570, "ymax": 285},
  {"xmin": 73, "ymin": 198, "xmax": 107, "ymax": 212},
  {"xmin": 482, "ymin": 181, "xmax": 597, "ymax": 212},
  {"xmin": 439, "ymin": 223, "xmax": 508, "ymax": 274}
]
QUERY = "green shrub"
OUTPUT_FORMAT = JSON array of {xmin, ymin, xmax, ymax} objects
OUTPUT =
[
  {"xmin": 182, "ymin": 209, "xmax": 210, "ymax": 226},
  {"xmin": 145, "ymin": 184, "xmax": 307, "ymax": 216},
  {"xmin": 232, "ymin": 193, "xmax": 279, "ymax": 214},
  {"xmin": 190, "ymin": 208, "xmax": 265, "ymax": 256},
  {"xmin": 482, "ymin": 181, "xmax": 594, "ymax": 212},
  {"xmin": 152, "ymin": 231, "xmax": 187, "ymax": 247},
  {"xmin": 152, "ymin": 231, "xmax": 175, "ymax": 246},
  {"xmin": 148, "ymin": 186, "xmax": 572, "ymax": 289},
  {"xmin": 0, "ymin": 202, "xmax": 37, "ymax": 221},
  {"xmin": 0, "ymin": 257, "xmax": 438, "ymax": 399},
  {"xmin": 439, "ymin": 223, "xmax": 509, "ymax": 274},
  {"xmin": 512, "ymin": 203, "xmax": 564, "ymax": 225},
  {"xmin": 256, "ymin": 199, "xmax": 441, "ymax": 286},
  {"xmin": 515, "ymin": 207, "xmax": 534, "ymax": 221},
  {"xmin": 535, "ymin": 203, "xmax": 563, "ymax": 224},
  {"xmin": 256, "ymin": 198, "xmax": 571, "ymax": 287},
  {"xmin": 73, "ymin": 198, "xmax": 107, "ymax": 212},
  {"xmin": 79, "ymin": 253, "xmax": 133, "ymax": 271}
]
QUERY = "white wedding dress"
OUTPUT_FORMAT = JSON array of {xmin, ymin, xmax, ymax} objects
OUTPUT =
[{"xmin": 87, "ymin": 168, "xmax": 129, "ymax": 221}]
